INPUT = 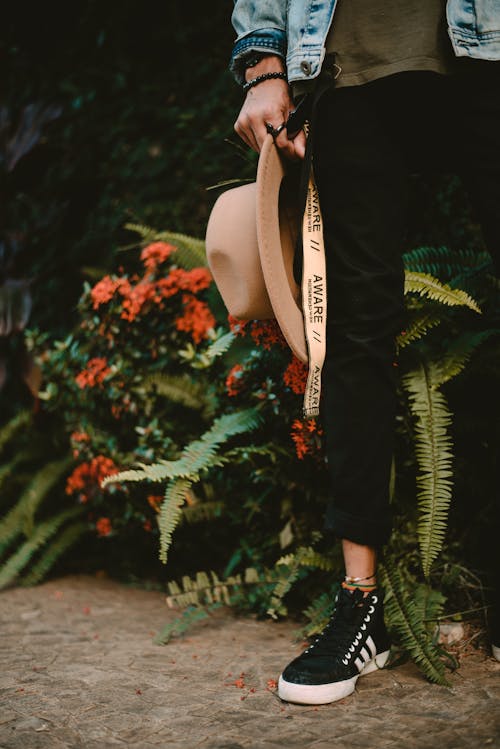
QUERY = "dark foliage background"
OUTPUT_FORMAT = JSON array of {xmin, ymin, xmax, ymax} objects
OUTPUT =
[
  {"xmin": 3, "ymin": 0, "xmax": 251, "ymax": 338},
  {"xmin": 2, "ymin": 2, "xmax": 498, "ymax": 587}
]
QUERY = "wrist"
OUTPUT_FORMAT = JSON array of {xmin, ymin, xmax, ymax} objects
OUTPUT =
[
  {"xmin": 243, "ymin": 72, "xmax": 288, "ymax": 94},
  {"xmin": 244, "ymin": 54, "xmax": 286, "ymax": 82}
]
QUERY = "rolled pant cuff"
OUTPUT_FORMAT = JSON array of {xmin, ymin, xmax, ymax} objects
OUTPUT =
[{"xmin": 324, "ymin": 505, "xmax": 392, "ymax": 549}]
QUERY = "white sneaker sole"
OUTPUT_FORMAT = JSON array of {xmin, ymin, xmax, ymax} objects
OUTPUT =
[
  {"xmin": 277, "ymin": 649, "xmax": 390, "ymax": 705},
  {"xmin": 493, "ymin": 644, "xmax": 500, "ymax": 662}
]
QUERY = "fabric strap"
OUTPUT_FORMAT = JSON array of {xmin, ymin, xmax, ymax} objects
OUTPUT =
[
  {"xmin": 288, "ymin": 59, "xmax": 338, "ymax": 419},
  {"xmin": 301, "ymin": 168, "xmax": 326, "ymax": 418}
]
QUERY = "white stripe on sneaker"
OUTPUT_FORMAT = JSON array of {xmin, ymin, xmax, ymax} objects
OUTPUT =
[
  {"xmin": 366, "ymin": 635, "xmax": 376, "ymax": 658},
  {"xmin": 359, "ymin": 647, "xmax": 370, "ymax": 663}
]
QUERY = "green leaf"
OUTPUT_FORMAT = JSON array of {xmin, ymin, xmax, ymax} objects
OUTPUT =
[
  {"xmin": 431, "ymin": 330, "xmax": 499, "ymax": 388},
  {"xmin": 20, "ymin": 522, "xmax": 88, "ymax": 586},
  {"xmin": 140, "ymin": 372, "xmax": 215, "ymax": 415},
  {"xmin": 402, "ymin": 361, "xmax": 454, "ymax": 577},
  {"xmin": 205, "ymin": 331, "xmax": 236, "ymax": 361},
  {"xmin": 124, "ymin": 223, "xmax": 207, "ymax": 269},
  {"xmin": 102, "ymin": 408, "xmax": 262, "ymax": 488},
  {"xmin": 158, "ymin": 479, "xmax": 191, "ymax": 564},
  {"xmin": 380, "ymin": 560, "xmax": 449, "ymax": 686},
  {"xmin": 0, "ymin": 456, "xmax": 73, "ymax": 550},
  {"xmin": 0, "ymin": 508, "xmax": 83, "ymax": 590},
  {"xmin": 0, "ymin": 411, "xmax": 31, "ymax": 455},
  {"xmin": 404, "ymin": 270, "xmax": 481, "ymax": 313}
]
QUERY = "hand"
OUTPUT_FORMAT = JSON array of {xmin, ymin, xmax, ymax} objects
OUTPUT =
[{"xmin": 234, "ymin": 56, "xmax": 306, "ymax": 161}]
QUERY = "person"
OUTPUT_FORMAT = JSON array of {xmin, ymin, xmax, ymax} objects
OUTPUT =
[{"xmin": 229, "ymin": 0, "xmax": 500, "ymax": 705}]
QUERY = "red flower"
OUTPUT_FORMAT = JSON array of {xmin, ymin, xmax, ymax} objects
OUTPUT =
[
  {"xmin": 140, "ymin": 242, "xmax": 176, "ymax": 272},
  {"xmin": 249, "ymin": 320, "xmax": 287, "ymax": 351},
  {"xmin": 228, "ymin": 315, "xmax": 248, "ymax": 336},
  {"xmin": 66, "ymin": 455, "xmax": 119, "ymax": 501},
  {"xmin": 290, "ymin": 418, "xmax": 323, "ymax": 459},
  {"xmin": 283, "ymin": 356, "xmax": 308, "ymax": 395},
  {"xmin": 225, "ymin": 364, "xmax": 245, "ymax": 397},
  {"xmin": 96, "ymin": 517, "xmax": 112, "ymax": 537},
  {"xmin": 120, "ymin": 280, "xmax": 157, "ymax": 322},
  {"xmin": 75, "ymin": 358, "xmax": 112, "ymax": 389},
  {"xmin": 175, "ymin": 295, "xmax": 215, "ymax": 343},
  {"xmin": 90, "ymin": 276, "xmax": 122, "ymax": 309},
  {"xmin": 156, "ymin": 267, "xmax": 213, "ymax": 300},
  {"xmin": 70, "ymin": 431, "xmax": 91, "ymax": 443},
  {"xmin": 147, "ymin": 495, "xmax": 163, "ymax": 513}
]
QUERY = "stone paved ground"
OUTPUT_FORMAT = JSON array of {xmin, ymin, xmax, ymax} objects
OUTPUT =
[{"xmin": 0, "ymin": 575, "xmax": 499, "ymax": 749}]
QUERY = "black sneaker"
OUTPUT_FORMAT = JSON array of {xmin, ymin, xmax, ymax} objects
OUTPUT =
[{"xmin": 278, "ymin": 587, "xmax": 391, "ymax": 705}]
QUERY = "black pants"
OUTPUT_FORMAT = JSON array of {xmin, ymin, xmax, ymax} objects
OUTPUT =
[{"xmin": 313, "ymin": 64, "xmax": 500, "ymax": 548}]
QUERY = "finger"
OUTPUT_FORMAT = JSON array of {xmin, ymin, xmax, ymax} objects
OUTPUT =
[
  {"xmin": 252, "ymin": 121, "xmax": 270, "ymax": 153},
  {"xmin": 234, "ymin": 119, "xmax": 259, "ymax": 153},
  {"xmin": 274, "ymin": 127, "xmax": 299, "ymax": 160}
]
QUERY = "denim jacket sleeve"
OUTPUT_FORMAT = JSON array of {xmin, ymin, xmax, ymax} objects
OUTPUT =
[{"xmin": 230, "ymin": 0, "xmax": 287, "ymax": 84}]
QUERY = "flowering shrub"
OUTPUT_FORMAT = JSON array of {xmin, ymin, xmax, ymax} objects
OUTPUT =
[
  {"xmin": 28, "ymin": 231, "xmax": 328, "ymax": 579},
  {"xmin": 29, "ymin": 238, "xmax": 224, "ymax": 552}
]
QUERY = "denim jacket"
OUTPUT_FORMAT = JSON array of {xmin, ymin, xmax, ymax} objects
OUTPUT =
[{"xmin": 230, "ymin": 0, "xmax": 500, "ymax": 84}]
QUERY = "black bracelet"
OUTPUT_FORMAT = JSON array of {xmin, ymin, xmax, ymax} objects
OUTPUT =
[{"xmin": 243, "ymin": 72, "xmax": 288, "ymax": 93}]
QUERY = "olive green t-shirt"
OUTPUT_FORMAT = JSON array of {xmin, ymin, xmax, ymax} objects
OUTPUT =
[{"xmin": 324, "ymin": 0, "xmax": 456, "ymax": 88}]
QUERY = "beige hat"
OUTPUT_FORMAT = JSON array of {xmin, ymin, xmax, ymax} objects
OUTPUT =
[{"xmin": 206, "ymin": 134, "xmax": 307, "ymax": 363}]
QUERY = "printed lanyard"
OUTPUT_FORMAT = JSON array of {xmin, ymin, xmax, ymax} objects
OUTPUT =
[{"xmin": 301, "ymin": 165, "xmax": 326, "ymax": 418}]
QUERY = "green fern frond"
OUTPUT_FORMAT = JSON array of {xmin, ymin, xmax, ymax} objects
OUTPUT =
[
  {"xmin": 0, "ymin": 410, "xmax": 31, "ymax": 454},
  {"xmin": 154, "ymin": 605, "xmax": 212, "ymax": 645},
  {"xmin": 431, "ymin": 331, "xmax": 498, "ymax": 388},
  {"xmin": 404, "ymin": 271, "xmax": 481, "ymax": 313},
  {"xmin": 397, "ymin": 313, "xmax": 442, "ymax": 348},
  {"xmin": 380, "ymin": 561, "xmax": 449, "ymax": 685},
  {"xmin": 140, "ymin": 373, "xmax": 214, "ymax": 414},
  {"xmin": 124, "ymin": 222, "xmax": 157, "ymax": 242},
  {"xmin": 413, "ymin": 582, "xmax": 446, "ymax": 633},
  {"xmin": 275, "ymin": 547, "xmax": 335, "ymax": 572},
  {"xmin": 124, "ymin": 223, "xmax": 207, "ymax": 269},
  {"xmin": 205, "ymin": 331, "xmax": 236, "ymax": 361},
  {"xmin": 225, "ymin": 444, "xmax": 288, "ymax": 462},
  {"xmin": 21, "ymin": 457, "xmax": 74, "ymax": 536},
  {"xmin": 166, "ymin": 570, "xmax": 237, "ymax": 607},
  {"xmin": 299, "ymin": 591, "xmax": 336, "ymax": 638},
  {"xmin": 158, "ymin": 479, "xmax": 192, "ymax": 564},
  {"xmin": 402, "ymin": 361, "xmax": 453, "ymax": 577},
  {"xmin": 20, "ymin": 522, "xmax": 88, "ymax": 586},
  {"xmin": 268, "ymin": 547, "xmax": 335, "ymax": 619},
  {"xmin": 0, "ymin": 505, "xmax": 23, "ymax": 555},
  {"xmin": 154, "ymin": 231, "xmax": 207, "ymax": 269},
  {"xmin": 0, "ymin": 507, "xmax": 83, "ymax": 590},
  {"xmin": 404, "ymin": 246, "xmax": 492, "ymax": 280},
  {"xmin": 0, "ymin": 456, "xmax": 72, "ymax": 551},
  {"xmin": 193, "ymin": 409, "xmax": 261, "ymax": 454},
  {"xmin": 0, "ymin": 451, "xmax": 33, "ymax": 496},
  {"xmin": 267, "ymin": 563, "xmax": 300, "ymax": 619},
  {"xmin": 165, "ymin": 567, "xmax": 270, "ymax": 610},
  {"xmin": 102, "ymin": 408, "xmax": 261, "ymax": 488}
]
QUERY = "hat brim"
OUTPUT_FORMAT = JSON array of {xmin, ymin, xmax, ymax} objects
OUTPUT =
[{"xmin": 256, "ymin": 135, "xmax": 307, "ymax": 363}]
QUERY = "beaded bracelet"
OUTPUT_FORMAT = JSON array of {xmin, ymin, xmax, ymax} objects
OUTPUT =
[{"xmin": 242, "ymin": 71, "xmax": 288, "ymax": 93}]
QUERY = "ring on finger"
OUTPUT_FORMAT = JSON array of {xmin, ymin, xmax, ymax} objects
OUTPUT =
[{"xmin": 265, "ymin": 121, "xmax": 286, "ymax": 139}]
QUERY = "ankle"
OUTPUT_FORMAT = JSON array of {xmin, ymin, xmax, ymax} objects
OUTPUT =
[
  {"xmin": 342, "ymin": 581, "xmax": 377, "ymax": 596},
  {"xmin": 342, "ymin": 572, "xmax": 377, "ymax": 596}
]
